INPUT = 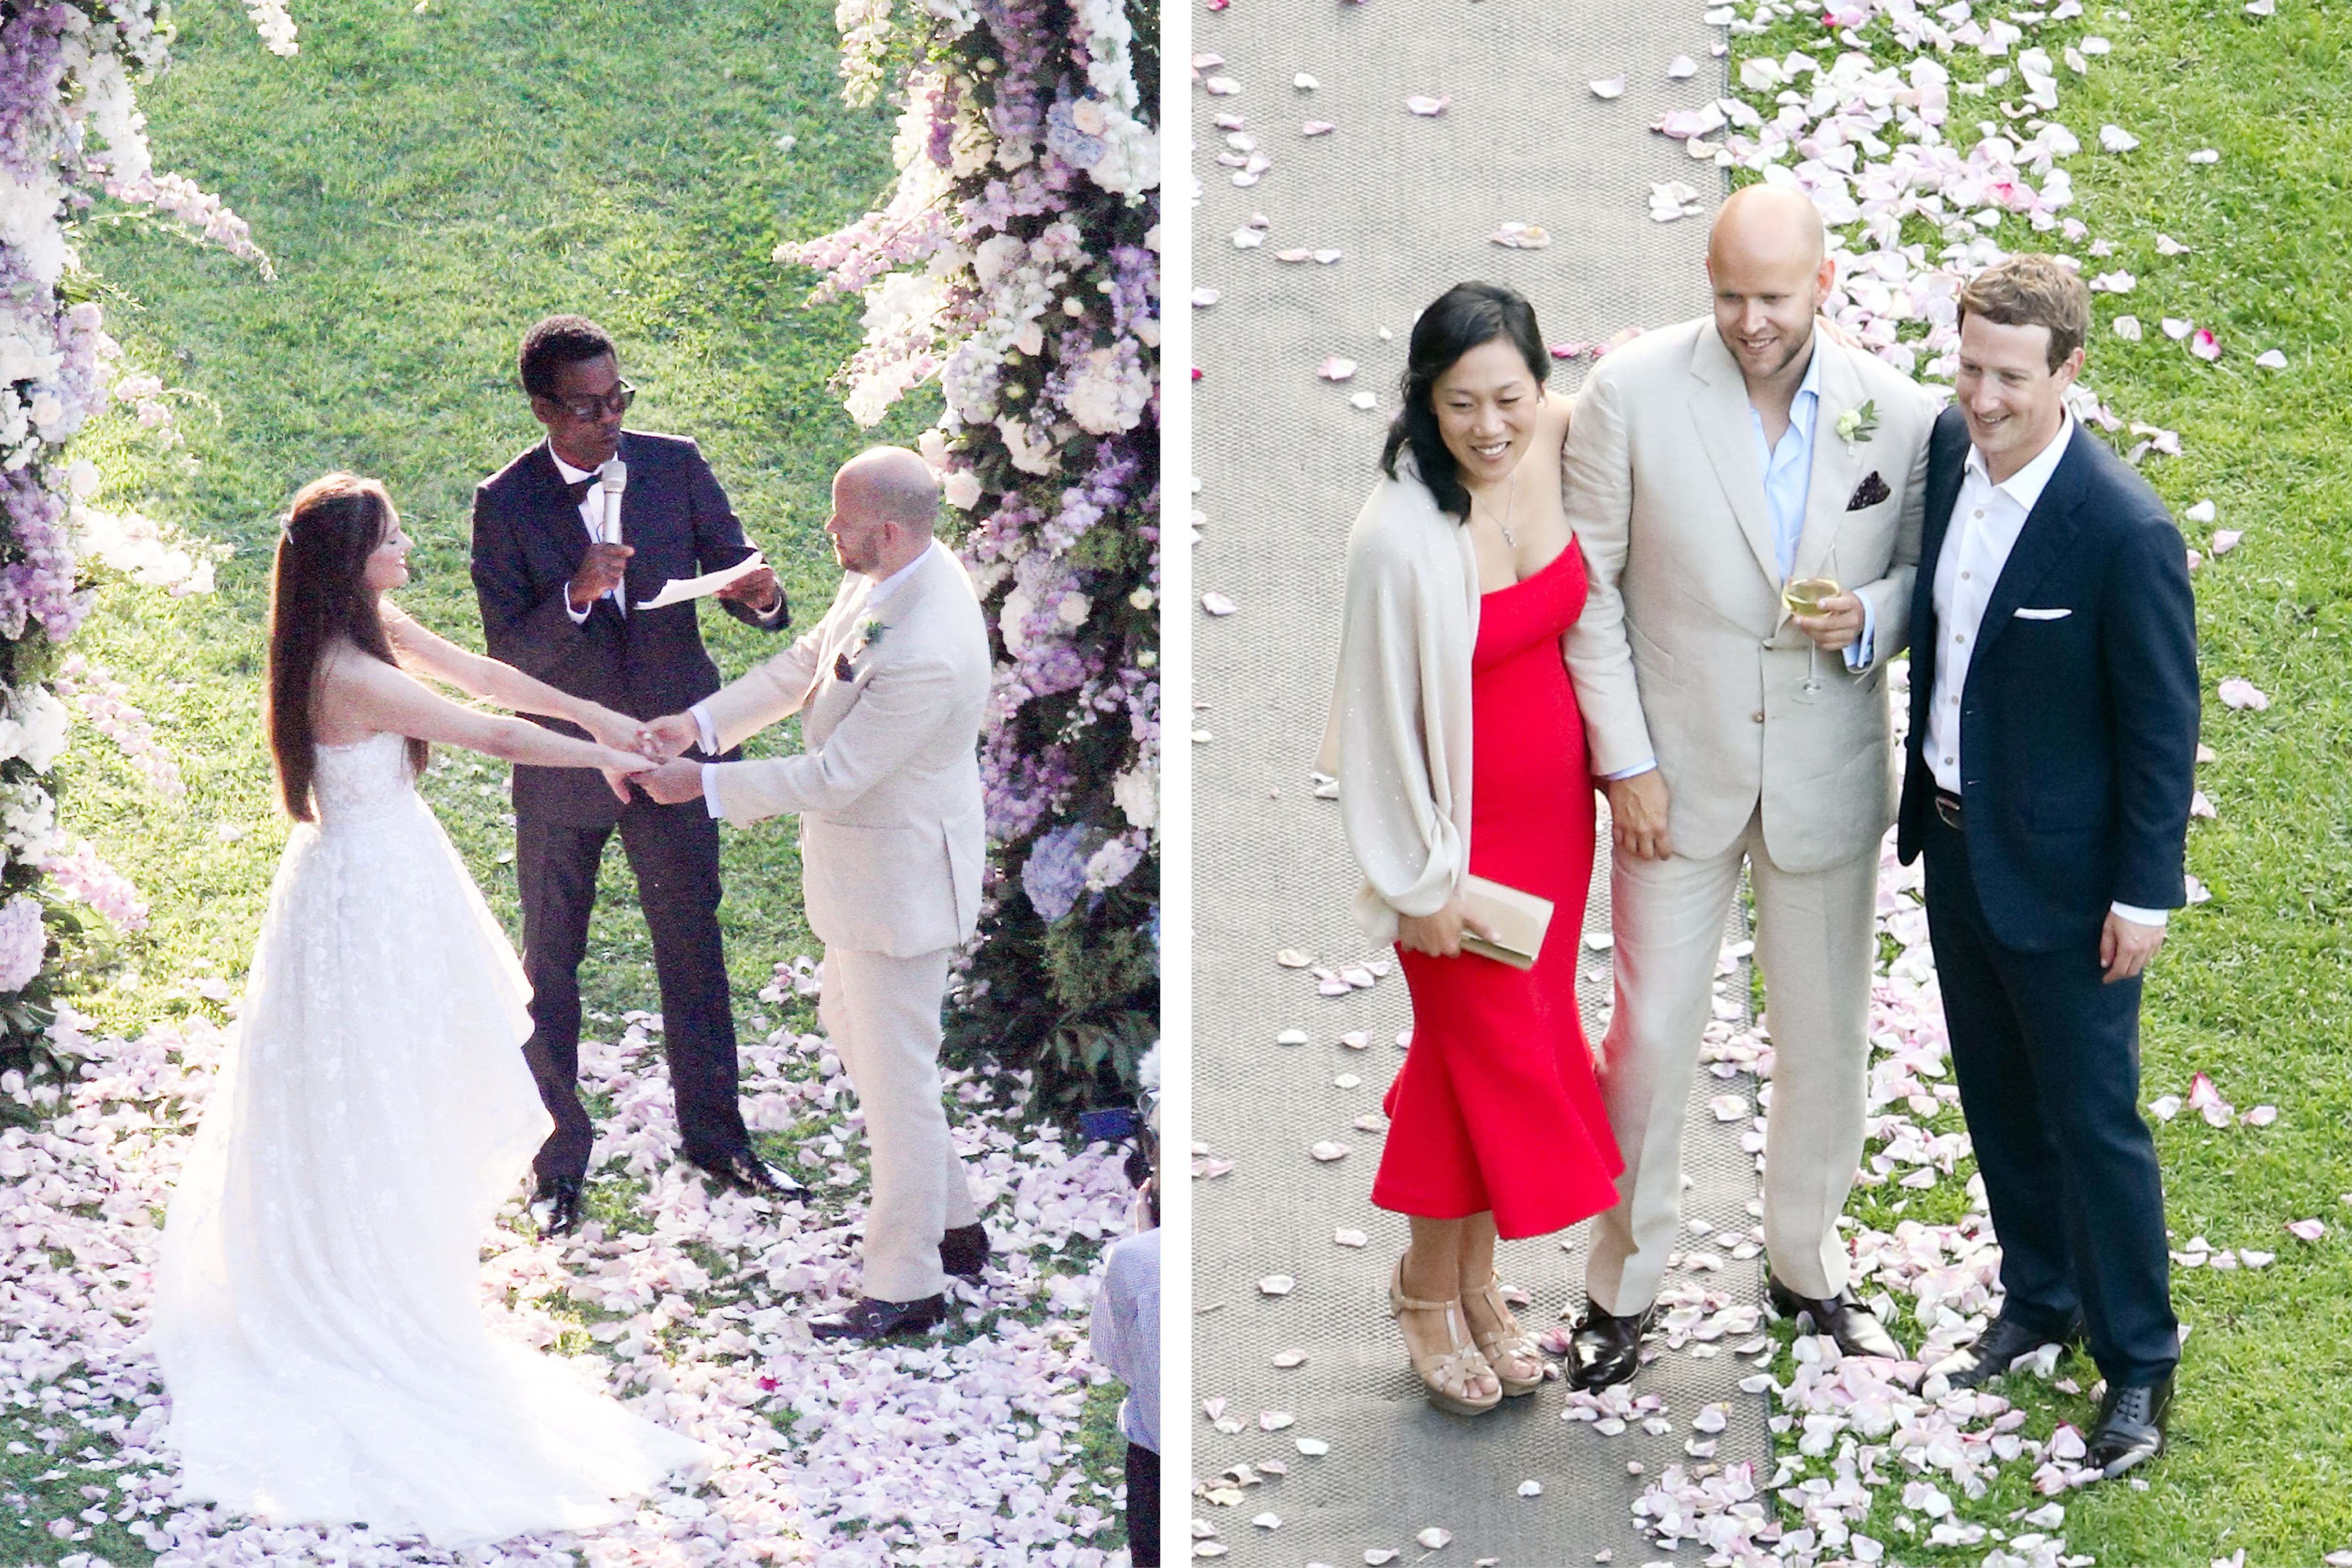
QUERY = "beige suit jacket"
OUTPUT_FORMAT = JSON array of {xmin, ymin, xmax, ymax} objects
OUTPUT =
[
  {"xmin": 1563, "ymin": 318, "xmax": 1935, "ymax": 872},
  {"xmin": 699, "ymin": 541, "xmax": 990, "ymax": 957}
]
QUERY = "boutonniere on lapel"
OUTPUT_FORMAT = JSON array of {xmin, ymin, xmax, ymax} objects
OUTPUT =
[
  {"xmin": 1834, "ymin": 398, "xmax": 1880, "ymax": 450},
  {"xmin": 835, "ymin": 617, "xmax": 889, "ymax": 682}
]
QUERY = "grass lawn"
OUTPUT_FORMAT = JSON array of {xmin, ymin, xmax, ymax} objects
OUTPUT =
[
  {"xmin": 8, "ymin": 0, "xmax": 1133, "ymax": 1557},
  {"xmin": 1726, "ymin": 0, "xmax": 2352, "ymax": 1558}
]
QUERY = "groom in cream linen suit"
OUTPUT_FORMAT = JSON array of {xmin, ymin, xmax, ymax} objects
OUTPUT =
[
  {"xmin": 1560, "ymin": 187, "xmax": 1938, "ymax": 1386},
  {"xmin": 642, "ymin": 446, "xmax": 991, "ymax": 1341}
]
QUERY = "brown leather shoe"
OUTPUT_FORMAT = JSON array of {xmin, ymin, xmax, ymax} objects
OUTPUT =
[{"xmin": 1767, "ymin": 1277, "xmax": 1906, "ymax": 1360}]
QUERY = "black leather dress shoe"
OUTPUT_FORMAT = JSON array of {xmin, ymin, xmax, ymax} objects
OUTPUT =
[
  {"xmin": 940, "ymin": 1222, "xmax": 991, "ymax": 1279},
  {"xmin": 1767, "ymin": 1278, "xmax": 1907, "ymax": 1360},
  {"xmin": 2085, "ymin": 1372, "xmax": 2173, "ymax": 1477},
  {"xmin": 535, "ymin": 1174, "xmax": 584, "ymax": 1238},
  {"xmin": 1924, "ymin": 1314, "xmax": 2085, "ymax": 1390},
  {"xmin": 1567, "ymin": 1297, "xmax": 1656, "ymax": 1391},
  {"xmin": 692, "ymin": 1148, "xmax": 809, "ymax": 1199},
  {"xmin": 808, "ymin": 1294, "xmax": 949, "ymax": 1342}
]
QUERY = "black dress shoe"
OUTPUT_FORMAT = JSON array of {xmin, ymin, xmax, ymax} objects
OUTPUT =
[
  {"xmin": 940, "ymin": 1222, "xmax": 991, "ymax": 1279},
  {"xmin": 808, "ymin": 1294, "xmax": 949, "ymax": 1342},
  {"xmin": 1567, "ymin": 1297, "xmax": 1656, "ymax": 1391},
  {"xmin": 535, "ymin": 1174, "xmax": 584, "ymax": 1238},
  {"xmin": 1767, "ymin": 1278, "xmax": 1907, "ymax": 1360},
  {"xmin": 692, "ymin": 1147, "xmax": 809, "ymax": 1199},
  {"xmin": 1924, "ymin": 1314, "xmax": 2085, "ymax": 1390},
  {"xmin": 2085, "ymin": 1372, "xmax": 2173, "ymax": 1477}
]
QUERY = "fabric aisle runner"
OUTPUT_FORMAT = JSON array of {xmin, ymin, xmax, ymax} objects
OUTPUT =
[{"xmin": 1186, "ymin": 0, "xmax": 1775, "ymax": 1558}]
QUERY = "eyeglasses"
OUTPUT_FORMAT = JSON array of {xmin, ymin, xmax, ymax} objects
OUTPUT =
[{"xmin": 536, "ymin": 380, "xmax": 636, "ymax": 422}]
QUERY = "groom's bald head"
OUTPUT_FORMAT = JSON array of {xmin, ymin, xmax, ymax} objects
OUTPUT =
[
  {"xmin": 1706, "ymin": 185, "xmax": 1836, "ymax": 389},
  {"xmin": 828, "ymin": 446, "xmax": 940, "ymax": 578}
]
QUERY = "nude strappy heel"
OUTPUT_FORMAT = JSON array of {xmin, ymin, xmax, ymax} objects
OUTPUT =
[
  {"xmin": 1390, "ymin": 1257, "xmax": 1501, "ymax": 1416},
  {"xmin": 1465, "ymin": 1271, "xmax": 1547, "ymax": 1397}
]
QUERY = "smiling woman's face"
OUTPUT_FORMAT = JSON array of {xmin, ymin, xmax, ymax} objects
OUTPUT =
[
  {"xmin": 1431, "ymin": 337, "xmax": 1540, "ymax": 488},
  {"xmin": 363, "ymin": 509, "xmax": 412, "ymax": 593}
]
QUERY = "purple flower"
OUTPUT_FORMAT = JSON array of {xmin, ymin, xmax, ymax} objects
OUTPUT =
[{"xmin": 1019, "ymin": 823, "xmax": 1093, "ymax": 923}]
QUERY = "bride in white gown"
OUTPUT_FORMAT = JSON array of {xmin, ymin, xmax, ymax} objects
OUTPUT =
[{"xmin": 153, "ymin": 473, "xmax": 708, "ymax": 1545}]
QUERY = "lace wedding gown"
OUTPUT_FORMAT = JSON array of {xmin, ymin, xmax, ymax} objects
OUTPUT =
[{"xmin": 153, "ymin": 733, "xmax": 705, "ymax": 1545}]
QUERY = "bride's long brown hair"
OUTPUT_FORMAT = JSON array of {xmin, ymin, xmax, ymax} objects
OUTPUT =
[{"xmin": 266, "ymin": 474, "xmax": 429, "ymax": 821}]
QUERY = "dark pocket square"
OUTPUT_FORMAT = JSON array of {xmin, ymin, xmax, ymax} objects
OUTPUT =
[
  {"xmin": 1846, "ymin": 471, "xmax": 1891, "ymax": 510},
  {"xmin": 834, "ymin": 652, "xmax": 856, "ymax": 682}
]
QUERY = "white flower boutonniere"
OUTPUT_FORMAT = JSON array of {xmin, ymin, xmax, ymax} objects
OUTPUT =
[{"xmin": 1835, "ymin": 398, "xmax": 1881, "ymax": 449}]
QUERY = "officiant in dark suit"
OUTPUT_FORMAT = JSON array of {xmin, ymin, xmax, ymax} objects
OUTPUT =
[
  {"xmin": 471, "ymin": 314, "xmax": 800, "ymax": 1234},
  {"xmin": 1894, "ymin": 256, "xmax": 2198, "ymax": 1478}
]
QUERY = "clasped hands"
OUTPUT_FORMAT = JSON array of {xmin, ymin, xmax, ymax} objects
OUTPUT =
[{"xmin": 586, "ymin": 711, "xmax": 711, "ymax": 805}]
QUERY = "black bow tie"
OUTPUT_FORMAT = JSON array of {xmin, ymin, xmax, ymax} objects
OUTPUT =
[{"xmin": 564, "ymin": 473, "xmax": 600, "ymax": 505}]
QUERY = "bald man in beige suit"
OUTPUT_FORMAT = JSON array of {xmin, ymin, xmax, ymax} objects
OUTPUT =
[
  {"xmin": 643, "ymin": 446, "xmax": 991, "ymax": 1341},
  {"xmin": 1560, "ymin": 188, "xmax": 1939, "ymax": 1386}
]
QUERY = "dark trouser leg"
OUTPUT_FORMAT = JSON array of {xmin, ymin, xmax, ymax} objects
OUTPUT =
[
  {"xmin": 1124, "ymin": 1441, "xmax": 1160, "ymax": 1567},
  {"xmin": 516, "ymin": 814, "xmax": 612, "ymax": 1182},
  {"xmin": 1925, "ymin": 817, "xmax": 2178, "ymax": 1385},
  {"xmin": 618, "ymin": 795, "xmax": 748, "ymax": 1163}
]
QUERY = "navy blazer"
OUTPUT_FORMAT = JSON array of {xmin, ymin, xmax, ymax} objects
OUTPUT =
[
  {"xmin": 471, "ymin": 430, "xmax": 789, "ymax": 825},
  {"xmin": 1894, "ymin": 405, "xmax": 2198, "ymax": 951}
]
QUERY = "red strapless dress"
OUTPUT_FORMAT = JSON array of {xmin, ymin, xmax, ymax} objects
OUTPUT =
[{"xmin": 1370, "ymin": 541, "xmax": 1625, "ymax": 1240}]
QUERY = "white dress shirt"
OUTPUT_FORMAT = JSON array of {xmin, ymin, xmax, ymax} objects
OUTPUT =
[
  {"xmin": 691, "ymin": 542, "xmax": 938, "ymax": 816},
  {"xmin": 1927, "ymin": 413, "xmax": 2163, "ymax": 927},
  {"xmin": 549, "ymin": 446, "xmax": 623, "ymax": 622}
]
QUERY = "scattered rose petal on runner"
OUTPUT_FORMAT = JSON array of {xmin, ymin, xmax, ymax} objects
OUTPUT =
[
  {"xmin": 1302, "ymin": 120, "xmax": 1337, "ymax": 135},
  {"xmin": 1202, "ymin": 590, "xmax": 1239, "ymax": 616},
  {"xmin": 1350, "ymin": 392, "xmax": 1379, "ymax": 411},
  {"xmin": 1296, "ymin": 1437, "xmax": 1331, "ymax": 1456},
  {"xmin": 1417, "ymin": 1528, "xmax": 1453, "ymax": 1549},
  {"xmin": 1590, "ymin": 74, "xmax": 1629, "ymax": 98},
  {"xmin": 1277, "ymin": 948, "xmax": 1313, "ymax": 967},
  {"xmin": 1205, "ymin": 75, "xmax": 1242, "ymax": 95},
  {"xmin": 1295, "ymin": 72, "xmax": 1319, "ymax": 89},
  {"xmin": 1490, "ymin": 222, "xmax": 1554, "ymax": 248},
  {"xmin": 1260, "ymin": 1274, "xmax": 1296, "ymax": 1295},
  {"xmin": 1309, "ymin": 1141, "xmax": 1351, "ymax": 1162},
  {"xmin": 1405, "ymin": 95, "xmax": 1451, "ymax": 116},
  {"xmin": 1335, "ymin": 1228, "xmax": 1368, "ymax": 1247},
  {"xmin": 1318, "ymin": 357, "xmax": 1358, "ymax": 381},
  {"xmin": 1668, "ymin": 54, "xmax": 1699, "ymax": 77},
  {"xmin": 1232, "ymin": 226, "xmax": 1267, "ymax": 248},
  {"xmin": 1277, "ymin": 1027, "xmax": 1310, "ymax": 1045},
  {"xmin": 1261, "ymin": 1410, "xmax": 1296, "ymax": 1431}
]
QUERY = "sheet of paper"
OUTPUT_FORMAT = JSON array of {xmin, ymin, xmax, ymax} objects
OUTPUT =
[{"xmin": 634, "ymin": 552, "xmax": 765, "ymax": 612}]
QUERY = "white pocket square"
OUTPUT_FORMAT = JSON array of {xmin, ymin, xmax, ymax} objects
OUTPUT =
[{"xmin": 2013, "ymin": 606, "xmax": 2073, "ymax": 621}]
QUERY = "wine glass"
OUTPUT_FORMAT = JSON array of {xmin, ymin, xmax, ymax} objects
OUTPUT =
[{"xmin": 1783, "ymin": 564, "xmax": 1842, "ymax": 700}]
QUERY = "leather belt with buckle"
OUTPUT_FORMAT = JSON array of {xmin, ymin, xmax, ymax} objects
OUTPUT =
[{"xmin": 1934, "ymin": 789, "xmax": 1964, "ymax": 829}]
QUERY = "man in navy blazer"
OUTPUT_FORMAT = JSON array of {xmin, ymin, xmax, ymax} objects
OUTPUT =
[
  {"xmin": 472, "ymin": 314, "xmax": 798, "ymax": 1233},
  {"xmin": 1894, "ymin": 257, "xmax": 2198, "ymax": 1478}
]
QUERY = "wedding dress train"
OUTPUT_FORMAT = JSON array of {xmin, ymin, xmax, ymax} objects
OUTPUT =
[{"xmin": 153, "ymin": 732, "xmax": 704, "ymax": 1545}]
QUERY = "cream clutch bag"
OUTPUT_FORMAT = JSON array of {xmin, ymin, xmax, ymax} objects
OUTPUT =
[{"xmin": 1457, "ymin": 874, "xmax": 1555, "ymax": 971}]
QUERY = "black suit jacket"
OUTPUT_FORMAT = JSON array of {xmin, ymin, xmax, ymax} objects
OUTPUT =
[
  {"xmin": 471, "ymin": 430, "xmax": 789, "ymax": 825},
  {"xmin": 1895, "ymin": 405, "xmax": 2198, "ymax": 951}
]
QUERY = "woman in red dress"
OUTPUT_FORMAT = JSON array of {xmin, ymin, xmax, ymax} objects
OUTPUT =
[{"xmin": 1326, "ymin": 284, "xmax": 1624, "ymax": 1415}]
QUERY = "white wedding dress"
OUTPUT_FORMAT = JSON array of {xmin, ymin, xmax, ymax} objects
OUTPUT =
[{"xmin": 153, "ymin": 732, "xmax": 705, "ymax": 1546}]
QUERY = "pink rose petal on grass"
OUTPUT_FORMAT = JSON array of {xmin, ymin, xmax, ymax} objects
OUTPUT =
[
  {"xmin": 2217, "ymin": 678, "xmax": 2269, "ymax": 711},
  {"xmin": 2189, "ymin": 328, "xmax": 2222, "ymax": 361},
  {"xmin": 1405, "ymin": 95, "xmax": 1451, "ymax": 116},
  {"xmin": 2289, "ymin": 1218, "xmax": 2328, "ymax": 1242},
  {"xmin": 2241, "ymin": 1104, "xmax": 2278, "ymax": 1126},
  {"xmin": 2211, "ymin": 529, "xmax": 2243, "ymax": 554}
]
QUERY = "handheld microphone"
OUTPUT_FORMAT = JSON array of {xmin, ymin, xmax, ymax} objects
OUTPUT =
[{"xmin": 598, "ymin": 458, "xmax": 627, "ymax": 546}]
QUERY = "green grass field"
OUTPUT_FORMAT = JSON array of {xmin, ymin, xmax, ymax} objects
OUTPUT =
[{"xmin": 10, "ymin": 0, "xmax": 1136, "ymax": 1558}]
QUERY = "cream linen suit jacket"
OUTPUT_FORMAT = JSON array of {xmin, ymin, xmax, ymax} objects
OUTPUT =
[
  {"xmin": 1564, "ymin": 319, "xmax": 1935, "ymax": 873},
  {"xmin": 698, "ymin": 541, "xmax": 990, "ymax": 958}
]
